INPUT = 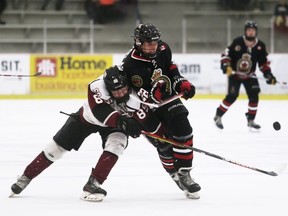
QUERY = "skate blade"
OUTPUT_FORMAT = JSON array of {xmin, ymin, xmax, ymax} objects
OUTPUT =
[
  {"xmin": 9, "ymin": 192, "xmax": 16, "ymax": 198},
  {"xmin": 248, "ymin": 127, "xmax": 261, "ymax": 133},
  {"xmin": 184, "ymin": 191, "xmax": 200, "ymax": 199},
  {"xmin": 80, "ymin": 191, "xmax": 105, "ymax": 202},
  {"xmin": 213, "ymin": 122, "xmax": 224, "ymax": 130}
]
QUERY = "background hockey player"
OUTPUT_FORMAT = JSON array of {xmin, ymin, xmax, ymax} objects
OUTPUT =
[
  {"xmin": 214, "ymin": 20, "xmax": 277, "ymax": 130},
  {"xmin": 121, "ymin": 23, "xmax": 201, "ymax": 199}
]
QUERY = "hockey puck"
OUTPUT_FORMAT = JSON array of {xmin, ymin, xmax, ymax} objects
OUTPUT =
[{"xmin": 273, "ymin": 121, "xmax": 281, "ymax": 131}]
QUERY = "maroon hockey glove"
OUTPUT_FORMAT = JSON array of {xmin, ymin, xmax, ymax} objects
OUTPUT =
[
  {"xmin": 117, "ymin": 116, "xmax": 141, "ymax": 138},
  {"xmin": 173, "ymin": 77, "xmax": 195, "ymax": 100},
  {"xmin": 150, "ymin": 80, "xmax": 171, "ymax": 103}
]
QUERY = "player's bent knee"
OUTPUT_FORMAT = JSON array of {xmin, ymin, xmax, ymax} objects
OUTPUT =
[
  {"xmin": 248, "ymin": 87, "xmax": 260, "ymax": 96},
  {"xmin": 104, "ymin": 132, "xmax": 128, "ymax": 157},
  {"xmin": 43, "ymin": 140, "xmax": 67, "ymax": 162}
]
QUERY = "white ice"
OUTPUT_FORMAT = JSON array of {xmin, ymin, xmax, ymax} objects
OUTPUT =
[{"xmin": 0, "ymin": 98, "xmax": 287, "ymax": 216}]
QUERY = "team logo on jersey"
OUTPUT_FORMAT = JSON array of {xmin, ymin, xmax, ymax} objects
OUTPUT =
[
  {"xmin": 160, "ymin": 44, "xmax": 166, "ymax": 51},
  {"xmin": 131, "ymin": 75, "xmax": 143, "ymax": 87},
  {"xmin": 236, "ymin": 53, "xmax": 252, "ymax": 74},
  {"xmin": 235, "ymin": 45, "xmax": 241, "ymax": 52},
  {"xmin": 151, "ymin": 68, "xmax": 162, "ymax": 82},
  {"xmin": 151, "ymin": 75, "xmax": 172, "ymax": 95}
]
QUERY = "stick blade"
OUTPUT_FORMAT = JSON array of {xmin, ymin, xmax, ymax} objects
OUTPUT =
[
  {"xmin": 267, "ymin": 171, "xmax": 278, "ymax": 176},
  {"xmin": 33, "ymin": 72, "xmax": 42, "ymax": 76}
]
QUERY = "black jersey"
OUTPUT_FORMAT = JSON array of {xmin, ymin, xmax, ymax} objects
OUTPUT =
[
  {"xmin": 121, "ymin": 41, "xmax": 183, "ymax": 100},
  {"xmin": 221, "ymin": 36, "xmax": 271, "ymax": 79},
  {"xmin": 121, "ymin": 41, "xmax": 189, "ymax": 124}
]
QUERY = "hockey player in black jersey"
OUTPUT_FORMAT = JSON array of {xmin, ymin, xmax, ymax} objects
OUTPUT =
[
  {"xmin": 214, "ymin": 20, "xmax": 277, "ymax": 130},
  {"xmin": 121, "ymin": 23, "xmax": 201, "ymax": 199}
]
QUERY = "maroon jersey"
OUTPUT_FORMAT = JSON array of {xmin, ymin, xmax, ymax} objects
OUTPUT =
[{"xmin": 81, "ymin": 75, "xmax": 162, "ymax": 134}]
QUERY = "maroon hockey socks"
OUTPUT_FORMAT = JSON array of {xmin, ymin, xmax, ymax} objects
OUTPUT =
[
  {"xmin": 91, "ymin": 151, "xmax": 118, "ymax": 184},
  {"xmin": 23, "ymin": 151, "xmax": 53, "ymax": 179}
]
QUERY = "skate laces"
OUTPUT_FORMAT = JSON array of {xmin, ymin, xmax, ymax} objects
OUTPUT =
[
  {"xmin": 214, "ymin": 116, "xmax": 223, "ymax": 125},
  {"xmin": 248, "ymin": 120, "xmax": 256, "ymax": 126},
  {"xmin": 16, "ymin": 175, "xmax": 31, "ymax": 189},
  {"xmin": 169, "ymin": 172, "xmax": 179, "ymax": 181},
  {"xmin": 84, "ymin": 177, "xmax": 105, "ymax": 194},
  {"xmin": 178, "ymin": 168, "xmax": 196, "ymax": 186}
]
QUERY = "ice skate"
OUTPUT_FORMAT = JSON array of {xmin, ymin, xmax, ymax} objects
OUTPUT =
[
  {"xmin": 10, "ymin": 175, "xmax": 31, "ymax": 197},
  {"xmin": 170, "ymin": 172, "xmax": 183, "ymax": 191},
  {"xmin": 247, "ymin": 119, "xmax": 261, "ymax": 129},
  {"xmin": 245, "ymin": 113, "xmax": 261, "ymax": 130},
  {"xmin": 214, "ymin": 115, "xmax": 224, "ymax": 129},
  {"xmin": 80, "ymin": 176, "xmax": 107, "ymax": 202},
  {"xmin": 178, "ymin": 168, "xmax": 201, "ymax": 199}
]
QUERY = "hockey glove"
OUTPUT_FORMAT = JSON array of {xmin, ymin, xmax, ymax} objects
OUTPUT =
[
  {"xmin": 226, "ymin": 66, "xmax": 233, "ymax": 76},
  {"xmin": 150, "ymin": 80, "xmax": 171, "ymax": 103},
  {"xmin": 117, "ymin": 116, "xmax": 141, "ymax": 138},
  {"xmin": 221, "ymin": 62, "xmax": 232, "ymax": 76},
  {"xmin": 173, "ymin": 77, "xmax": 195, "ymax": 100},
  {"xmin": 264, "ymin": 72, "xmax": 277, "ymax": 85}
]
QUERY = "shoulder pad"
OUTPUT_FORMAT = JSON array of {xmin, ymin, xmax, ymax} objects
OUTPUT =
[{"xmin": 89, "ymin": 78, "xmax": 111, "ymax": 101}]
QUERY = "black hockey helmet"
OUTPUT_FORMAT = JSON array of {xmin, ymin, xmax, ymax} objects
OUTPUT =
[
  {"xmin": 244, "ymin": 20, "xmax": 258, "ymax": 41},
  {"xmin": 244, "ymin": 20, "xmax": 258, "ymax": 31},
  {"xmin": 134, "ymin": 23, "xmax": 161, "ymax": 46},
  {"xmin": 103, "ymin": 66, "xmax": 127, "ymax": 92}
]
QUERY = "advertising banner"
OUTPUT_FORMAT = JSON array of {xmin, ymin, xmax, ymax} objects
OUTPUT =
[
  {"xmin": 1, "ymin": 53, "xmax": 287, "ymax": 98},
  {"xmin": 114, "ymin": 53, "xmax": 288, "ymax": 95},
  {"xmin": 30, "ymin": 54, "xmax": 112, "ymax": 96},
  {"xmin": 0, "ymin": 54, "xmax": 30, "ymax": 94}
]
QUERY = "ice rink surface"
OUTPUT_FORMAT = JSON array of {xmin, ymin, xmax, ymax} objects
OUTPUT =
[{"xmin": 1, "ymin": 98, "xmax": 287, "ymax": 216}]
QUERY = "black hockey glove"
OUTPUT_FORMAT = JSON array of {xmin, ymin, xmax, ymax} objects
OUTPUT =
[
  {"xmin": 150, "ymin": 80, "xmax": 171, "ymax": 103},
  {"xmin": 117, "ymin": 116, "xmax": 142, "ymax": 138},
  {"xmin": 173, "ymin": 77, "xmax": 195, "ymax": 100},
  {"xmin": 264, "ymin": 72, "xmax": 277, "ymax": 85}
]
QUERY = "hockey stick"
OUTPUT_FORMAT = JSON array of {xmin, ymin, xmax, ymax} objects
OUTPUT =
[
  {"xmin": 276, "ymin": 81, "xmax": 288, "ymax": 86},
  {"xmin": 130, "ymin": 92, "xmax": 184, "ymax": 108},
  {"xmin": 142, "ymin": 131, "xmax": 278, "ymax": 176},
  {"xmin": 0, "ymin": 72, "xmax": 42, "ymax": 77},
  {"xmin": 231, "ymin": 71, "xmax": 287, "ymax": 86}
]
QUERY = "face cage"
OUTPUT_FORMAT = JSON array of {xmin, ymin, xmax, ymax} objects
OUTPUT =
[
  {"xmin": 244, "ymin": 27, "xmax": 257, "ymax": 41},
  {"xmin": 135, "ymin": 39, "xmax": 160, "ymax": 59},
  {"xmin": 111, "ymin": 86, "xmax": 130, "ymax": 104}
]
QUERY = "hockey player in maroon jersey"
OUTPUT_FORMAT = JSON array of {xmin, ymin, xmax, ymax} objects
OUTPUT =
[
  {"xmin": 121, "ymin": 23, "xmax": 201, "ymax": 199},
  {"xmin": 9, "ymin": 66, "xmax": 160, "ymax": 202},
  {"xmin": 214, "ymin": 20, "xmax": 277, "ymax": 130}
]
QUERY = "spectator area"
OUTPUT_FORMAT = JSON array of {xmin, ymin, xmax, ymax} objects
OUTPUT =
[{"xmin": 0, "ymin": 0, "xmax": 286, "ymax": 53}]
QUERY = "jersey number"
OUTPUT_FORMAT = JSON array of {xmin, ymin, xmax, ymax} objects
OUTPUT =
[{"xmin": 93, "ymin": 95, "xmax": 103, "ymax": 104}]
